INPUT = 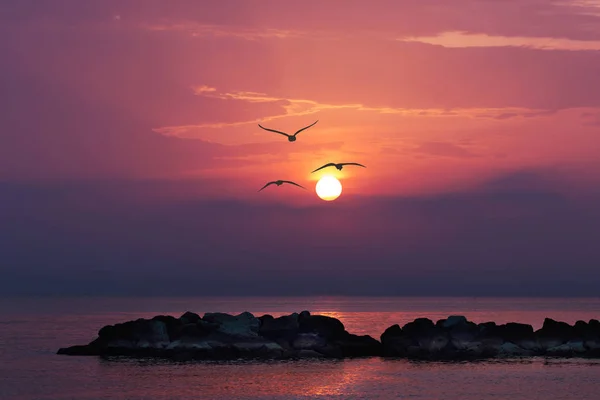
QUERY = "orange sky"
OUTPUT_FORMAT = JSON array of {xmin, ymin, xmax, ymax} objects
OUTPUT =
[
  {"xmin": 2, "ymin": 0, "xmax": 600, "ymax": 202},
  {"xmin": 2, "ymin": 0, "xmax": 600, "ymax": 296}
]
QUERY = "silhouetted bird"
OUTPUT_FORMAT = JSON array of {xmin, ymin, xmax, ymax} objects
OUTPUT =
[
  {"xmin": 311, "ymin": 162, "xmax": 366, "ymax": 173},
  {"xmin": 258, "ymin": 180, "xmax": 306, "ymax": 192},
  {"xmin": 258, "ymin": 120, "xmax": 318, "ymax": 142}
]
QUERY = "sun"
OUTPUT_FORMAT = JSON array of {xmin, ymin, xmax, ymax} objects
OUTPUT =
[{"xmin": 315, "ymin": 175, "xmax": 342, "ymax": 201}]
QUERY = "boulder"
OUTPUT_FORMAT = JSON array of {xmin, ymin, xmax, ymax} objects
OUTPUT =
[
  {"xmin": 498, "ymin": 342, "xmax": 531, "ymax": 357},
  {"xmin": 334, "ymin": 333, "xmax": 383, "ymax": 357},
  {"xmin": 402, "ymin": 318, "xmax": 435, "ymax": 339},
  {"xmin": 180, "ymin": 311, "xmax": 201, "ymax": 325},
  {"xmin": 58, "ymin": 312, "xmax": 600, "ymax": 361},
  {"xmin": 292, "ymin": 333, "xmax": 327, "ymax": 350},
  {"xmin": 203, "ymin": 312, "xmax": 260, "ymax": 338},
  {"xmin": 535, "ymin": 318, "xmax": 574, "ymax": 344},
  {"xmin": 259, "ymin": 313, "xmax": 299, "ymax": 341},
  {"xmin": 298, "ymin": 315, "xmax": 345, "ymax": 340},
  {"xmin": 442, "ymin": 315, "xmax": 468, "ymax": 329}
]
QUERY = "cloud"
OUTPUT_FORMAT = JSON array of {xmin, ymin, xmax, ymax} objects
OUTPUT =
[
  {"xmin": 413, "ymin": 141, "xmax": 479, "ymax": 158},
  {"xmin": 398, "ymin": 31, "xmax": 600, "ymax": 51},
  {"xmin": 153, "ymin": 86, "xmax": 556, "ymax": 139},
  {"xmin": 581, "ymin": 111, "xmax": 600, "ymax": 126},
  {"xmin": 2, "ymin": 169, "xmax": 599, "ymax": 296},
  {"xmin": 192, "ymin": 85, "xmax": 217, "ymax": 94},
  {"xmin": 140, "ymin": 21, "xmax": 309, "ymax": 40}
]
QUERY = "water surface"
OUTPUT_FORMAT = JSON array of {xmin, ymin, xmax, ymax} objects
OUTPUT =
[{"xmin": 1, "ymin": 296, "xmax": 599, "ymax": 399}]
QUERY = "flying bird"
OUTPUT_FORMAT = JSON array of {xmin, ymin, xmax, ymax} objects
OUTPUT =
[
  {"xmin": 258, "ymin": 180, "xmax": 306, "ymax": 192},
  {"xmin": 258, "ymin": 120, "xmax": 318, "ymax": 142},
  {"xmin": 311, "ymin": 162, "xmax": 366, "ymax": 173}
]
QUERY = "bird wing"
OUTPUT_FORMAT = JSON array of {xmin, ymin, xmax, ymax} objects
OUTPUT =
[
  {"xmin": 311, "ymin": 163, "xmax": 336, "ymax": 173},
  {"xmin": 293, "ymin": 120, "xmax": 319, "ymax": 136},
  {"xmin": 258, "ymin": 124, "xmax": 290, "ymax": 137},
  {"xmin": 258, "ymin": 181, "xmax": 276, "ymax": 192},
  {"xmin": 281, "ymin": 181, "xmax": 306, "ymax": 190},
  {"xmin": 340, "ymin": 162, "xmax": 366, "ymax": 168}
]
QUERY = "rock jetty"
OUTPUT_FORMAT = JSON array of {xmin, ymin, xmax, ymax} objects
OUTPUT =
[{"xmin": 57, "ymin": 312, "xmax": 600, "ymax": 360}]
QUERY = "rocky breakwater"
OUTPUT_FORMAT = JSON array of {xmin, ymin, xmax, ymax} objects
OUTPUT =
[
  {"xmin": 57, "ymin": 311, "xmax": 381, "ymax": 360},
  {"xmin": 381, "ymin": 316, "xmax": 600, "ymax": 359}
]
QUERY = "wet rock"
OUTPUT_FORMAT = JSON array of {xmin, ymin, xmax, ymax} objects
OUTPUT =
[
  {"xmin": 297, "ymin": 349, "xmax": 325, "ymax": 358},
  {"xmin": 498, "ymin": 342, "xmax": 530, "ymax": 356}
]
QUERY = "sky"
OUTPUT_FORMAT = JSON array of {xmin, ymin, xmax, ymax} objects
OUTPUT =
[{"xmin": 1, "ymin": 0, "xmax": 600, "ymax": 297}]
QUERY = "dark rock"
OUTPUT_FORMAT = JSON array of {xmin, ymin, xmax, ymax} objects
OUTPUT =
[
  {"xmin": 380, "ymin": 324, "xmax": 413, "ymax": 356},
  {"xmin": 335, "ymin": 333, "xmax": 383, "ymax": 357},
  {"xmin": 535, "ymin": 318, "xmax": 574, "ymax": 348},
  {"xmin": 203, "ymin": 312, "xmax": 260, "ymax": 338},
  {"xmin": 58, "ymin": 313, "xmax": 600, "ymax": 361},
  {"xmin": 292, "ymin": 333, "xmax": 327, "ymax": 350},
  {"xmin": 299, "ymin": 310, "xmax": 311, "ymax": 319},
  {"xmin": 180, "ymin": 311, "xmax": 201, "ymax": 325},
  {"xmin": 259, "ymin": 313, "xmax": 299, "ymax": 341},
  {"xmin": 402, "ymin": 318, "xmax": 435, "ymax": 339},
  {"xmin": 298, "ymin": 315, "xmax": 345, "ymax": 340},
  {"xmin": 442, "ymin": 315, "xmax": 468, "ymax": 329},
  {"xmin": 297, "ymin": 349, "xmax": 325, "ymax": 358}
]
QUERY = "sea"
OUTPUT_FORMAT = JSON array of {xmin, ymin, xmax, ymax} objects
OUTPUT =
[{"xmin": 1, "ymin": 296, "xmax": 600, "ymax": 400}]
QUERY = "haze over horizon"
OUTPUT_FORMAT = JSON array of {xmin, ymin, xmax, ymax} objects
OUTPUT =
[{"xmin": 2, "ymin": 0, "xmax": 600, "ymax": 297}]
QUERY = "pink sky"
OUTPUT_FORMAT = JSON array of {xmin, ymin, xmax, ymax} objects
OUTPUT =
[{"xmin": 1, "ymin": 1, "xmax": 599, "ymax": 296}]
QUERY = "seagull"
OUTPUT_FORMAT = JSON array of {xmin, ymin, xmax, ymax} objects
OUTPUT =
[
  {"xmin": 311, "ymin": 162, "xmax": 366, "ymax": 173},
  {"xmin": 258, "ymin": 180, "xmax": 306, "ymax": 192},
  {"xmin": 258, "ymin": 120, "xmax": 318, "ymax": 142}
]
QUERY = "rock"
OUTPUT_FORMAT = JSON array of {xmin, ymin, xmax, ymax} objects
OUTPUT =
[
  {"xmin": 536, "ymin": 318, "xmax": 574, "ymax": 344},
  {"xmin": 180, "ymin": 311, "xmax": 201, "ymax": 325},
  {"xmin": 567, "ymin": 340, "xmax": 586, "ymax": 353},
  {"xmin": 298, "ymin": 315, "xmax": 345, "ymax": 340},
  {"xmin": 380, "ymin": 324, "xmax": 413, "ymax": 356},
  {"xmin": 402, "ymin": 318, "xmax": 435, "ymax": 338},
  {"xmin": 259, "ymin": 313, "xmax": 299, "ymax": 341},
  {"xmin": 233, "ymin": 341, "xmax": 285, "ymax": 358},
  {"xmin": 299, "ymin": 310, "xmax": 311, "ymax": 319},
  {"xmin": 335, "ymin": 333, "xmax": 383, "ymax": 357},
  {"xmin": 419, "ymin": 333, "xmax": 449, "ymax": 353},
  {"xmin": 442, "ymin": 315, "xmax": 468, "ymax": 329},
  {"xmin": 546, "ymin": 344, "xmax": 574, "ymax": 357},
  {"xmin": 480, "ymin": 337, "xmax": 503, "ymax": 356},
  {"xmin": 498, "ymin": 342, "xmax": 530, "ymax": 356},
  {"xmin": 585, "ymin": 339, "xmax": 600, "ymax": 350},
  {"xmin": 478, "ymin": 322, "xmax": 498, "ymax": 339},
  {"xmin": 297, "ymin": 349, "xmax": 325, "ymax": 358},
  {"xmin": 167, "ymin": 340, "xmax": 212, "ymax": 351},
  {"xmin": 516, "ymin": 339, "xmax": 541, "ymax": 352},
  {"xmin": 58, "ymin": 313, "xmax": 600, "ymax": 361},
  {"xmin": 292, "ymin": 333, "xmax": 327, "ymax": 350},
  {"xmin": 203, "ymin": 312, "xmax": 260, "ymax": 338},
  {"xmin": 500, "ymin": 323, "xmax": 535, "ymax": 342}
]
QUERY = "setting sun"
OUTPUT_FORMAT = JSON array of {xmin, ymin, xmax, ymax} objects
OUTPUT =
[{"xmin": 315, "ymin": 175, "xmax": 342, "ymax": 201}]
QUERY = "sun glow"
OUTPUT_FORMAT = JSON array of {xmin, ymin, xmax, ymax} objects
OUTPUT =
[{"xmin": 315, "ymin": 175, "xmax": 342, "ymax": 201}]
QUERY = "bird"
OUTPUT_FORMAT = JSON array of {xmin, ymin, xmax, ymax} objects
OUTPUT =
[
  {"xmin": 258, "ymin": 120, "xmax": 318, "ymax": 142},
  {"xmin": 258, "ymin": 180, "xmax": 306, "ymax": 192},
  {"xmin": 311, "ymin": 162, "xmax": 366, "ymax": 173}
]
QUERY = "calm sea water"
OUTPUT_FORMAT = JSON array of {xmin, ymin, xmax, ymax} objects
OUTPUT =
[{"xmin": 1, "ymin": 296, "xmax": 600, "ymax": 399}]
